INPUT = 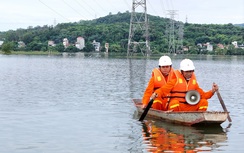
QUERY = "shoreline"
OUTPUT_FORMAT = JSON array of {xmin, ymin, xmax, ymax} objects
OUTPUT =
[{"xmin": 0, "ymin": 51, "xmax": 243, "ymax": 60}]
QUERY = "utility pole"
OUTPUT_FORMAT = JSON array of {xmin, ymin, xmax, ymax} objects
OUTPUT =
[{"xmin": 127, "ymin": 0, "xmax": 150, "ymax": 56}]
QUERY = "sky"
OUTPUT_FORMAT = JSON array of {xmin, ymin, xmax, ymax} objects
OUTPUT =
[{"xmin": 0, "ymin": 0, "xmax": 243, "ymax": 32}]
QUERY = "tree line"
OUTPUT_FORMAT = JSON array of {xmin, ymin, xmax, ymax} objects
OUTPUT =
[{"xmin": 0, "ymin": 12, "xmax": 244, "ymax": 55}]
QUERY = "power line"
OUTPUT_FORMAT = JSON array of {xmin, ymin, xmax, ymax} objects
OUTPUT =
[
  {"xmin": 147, "ymin": 0, "xmax": 160, "ymax": 16},
  {"xmin": 38, "ymin": 0, "xmax": 70, "ymax": 21},
  {"xmin": 93, "ymin": 0, "xmax": 108, "ymax": 13},
  {"xmin": 159, "ymin": 0, "xmax": 167, "ymax": 16},
  {"xmin": 123, "ymin": 0, "xmax": 131, "ymax": 9},
  {"xmin": 107, "ymin": 0, "xmax": 121, "ymax": 12},
  {"xmin": 74, "ymin": 0, "xmax": 96, "ymax": 19},
  {"xmin": 79, "ymin": 0, "xmax": 98, "ymax": 17},
  {"xmin": 62, "ymin": 0, "xmax": 87, "ymax": 20},
  {"xmin": 169, "ymin": 0, "xmax": 175, "ymax": 10},
  {"xmin": 165, "ymin": 0, "xmax": 173, "ymax": 10}
]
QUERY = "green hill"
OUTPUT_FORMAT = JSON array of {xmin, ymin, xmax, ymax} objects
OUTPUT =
[
  {"xmin": 0, "ymin": 12, "xmax": 244, "ymax": 55},
  {"xmin": 235, "ymin": 23, "xmax": 244, "ymax": 27}
]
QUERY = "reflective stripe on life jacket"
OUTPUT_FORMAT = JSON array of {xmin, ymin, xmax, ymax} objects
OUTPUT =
[{"xmin": 170, "ymin": 70, "xmax": 197, "ymax": 102}]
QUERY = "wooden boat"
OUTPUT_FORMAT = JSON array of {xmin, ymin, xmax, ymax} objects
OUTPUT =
[{"xmin": 133, "ymin": 99, "xmax": 228, "ymax": 126}]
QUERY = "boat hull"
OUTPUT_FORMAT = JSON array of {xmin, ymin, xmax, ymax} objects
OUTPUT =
[{"xmin": 134, "ymin": 99, "xmax": 228, "ymax": 126}]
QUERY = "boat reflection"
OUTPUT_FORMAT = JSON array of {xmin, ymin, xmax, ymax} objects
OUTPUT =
[{"xmin": 141, "ymin": 120, "xmax": 228, "ymax": 152}]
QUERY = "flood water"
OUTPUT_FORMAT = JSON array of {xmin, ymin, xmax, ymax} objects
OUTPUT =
[{"xmin": 0, "ymin": 53, "xmax": 244, "ymax": 153}]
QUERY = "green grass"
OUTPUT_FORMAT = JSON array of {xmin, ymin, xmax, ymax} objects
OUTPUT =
[{"xmin": 0, "ymin": 51, "xmax": 61, "ymax": 55}]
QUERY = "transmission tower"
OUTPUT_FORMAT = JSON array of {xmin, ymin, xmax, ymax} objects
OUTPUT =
[
  {"xmin": 166, "ymin": 10, "xmax": 184, "ymax": 54},
  {"xmin": 167, "ymin": 10, "xmax": 178, "ymax": 54},
  {"xmin": 177, "ymin": 22, "xmax": 184, "ymax": 53},
  {"xmin": 127, "ymin": 0, "xmax": 150, "ymax": 56}
]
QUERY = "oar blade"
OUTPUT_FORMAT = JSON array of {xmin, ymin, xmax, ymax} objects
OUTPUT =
[{"xmin": 139, "ymin": 99, "xmax": 154, "ymax": 121}]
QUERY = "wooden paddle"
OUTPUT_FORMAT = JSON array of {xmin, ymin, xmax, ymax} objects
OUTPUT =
[
  {"xmin": 216, "ymin": 90, "xmax": 232, "ymax": 123},
  {"xmin": 139, "ymin": 98, "xmax": 154, "ymax": 121}
]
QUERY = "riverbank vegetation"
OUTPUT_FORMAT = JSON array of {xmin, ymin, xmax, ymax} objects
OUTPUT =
[{"xmin": 0, "ymin": 12, "xmax": 243, "ymax": 55}]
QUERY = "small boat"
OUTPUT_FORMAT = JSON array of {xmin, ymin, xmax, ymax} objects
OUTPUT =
[{"xmin": 133, "ymin": 99, "xmax": 228, "ymax": 126}]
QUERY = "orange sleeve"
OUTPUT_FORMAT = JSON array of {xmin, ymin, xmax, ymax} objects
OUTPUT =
[
  {"xmin": 154, "ymin": 79, "xmax": 177, "ymax": 98},
  {"xmin": 196, "ymin": 84, "xmax": 214, "ymax": 99},
  {"xmin": 142, "ymin": 77, "xmax": 155, "ymax": 105}
]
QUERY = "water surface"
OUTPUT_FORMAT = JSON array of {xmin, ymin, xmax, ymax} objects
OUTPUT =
[{"xmin": 0, "ymin": 54, "xmax": 243, "ymax": 152}]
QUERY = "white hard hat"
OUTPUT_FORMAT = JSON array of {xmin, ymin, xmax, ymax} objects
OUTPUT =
[
  {"xmin": 158, "ymin": 56, "xmax": 172, "ymax": 66},
  {"xmin": 180, "ymin": 59, "xmax": 195, "ymax": 71}
]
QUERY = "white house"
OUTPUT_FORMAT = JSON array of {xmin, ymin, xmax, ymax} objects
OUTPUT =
[
  {"xmin": 232, "ymin": 41, "xmax": 238, "ymax": 48},
  {"xmin": 75, "ymin": 37, "xmax": 85, "ymax": 50},
  {"xmin": 48, "ymin": 40, "xmax": 56, "ymax": 47},
  {"xmin": 63, "ymin": 38, "xmax": 69, "ymax": 48},
  {"xmin": 92, "ymin": 40, "xmax": 100, "ymax": 51},
  {"xmin": 206, "ymin": 42, "xmax": 213, "ymax": 51},
  {"xmin": 0, "ymin": 41, "xmax": 3, "ymax": 46}
]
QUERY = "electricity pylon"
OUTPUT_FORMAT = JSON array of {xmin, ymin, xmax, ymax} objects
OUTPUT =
[
  {"xmin": 177, "ymin": 22, "xmax": 184, "ymax": 53},
  {"xmin": 166, "ymin": 10, "xmax": 184, "ymax": 54},
  {"xmin": 127, "ymin": 0, "xmax": 150, "ymax": 56},
  {"xmin": 167, "ymin": 10, "xmax": 177, "ymax": 54}
]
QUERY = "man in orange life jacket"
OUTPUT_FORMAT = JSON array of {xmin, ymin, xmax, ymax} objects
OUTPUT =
[
  {"xmin": 142, "ymin": 56, "xmax": 176, "ymax": 111},
  {"xmin": 154, "ymin": 59, "xmax": 219, "ymax": 111}
]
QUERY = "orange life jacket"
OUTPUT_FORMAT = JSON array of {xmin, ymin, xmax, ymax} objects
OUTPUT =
[
  {"xmin": 170, "ymin": 70, "xmax": 197, "ymax": 102},
  {"xmin": 152, "ymin": 68, "xmax": 174, "ymax": 90}
]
